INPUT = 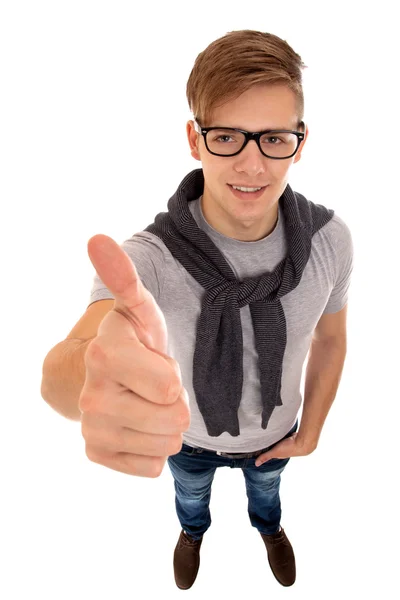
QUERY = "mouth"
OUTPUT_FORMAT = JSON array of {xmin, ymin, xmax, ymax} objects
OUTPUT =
[{"xmin": 227, "ymin": 184, "xmax": 268, "ymax": 200}]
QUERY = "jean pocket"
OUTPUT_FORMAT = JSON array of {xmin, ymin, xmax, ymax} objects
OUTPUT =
[{"xmin": 257, "ymin": 456, "xmax": 291, "ymax": 470}]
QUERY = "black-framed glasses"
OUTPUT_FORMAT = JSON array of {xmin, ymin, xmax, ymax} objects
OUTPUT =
[{"xmin": 193, "ymin": 119, "xmax": 305, "ymax": 159}]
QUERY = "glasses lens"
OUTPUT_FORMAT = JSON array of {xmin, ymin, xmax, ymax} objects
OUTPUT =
[
  {"xmin": 259, "ymin": 132, "xmax": 298, "ymax": 158},
  {"xmin": 206, "ymin": 129, "xmax": 299, "ymax": 157},
  {"xmin": 206, "ymin": 129, "xmax": 246, "ymax": 155}
]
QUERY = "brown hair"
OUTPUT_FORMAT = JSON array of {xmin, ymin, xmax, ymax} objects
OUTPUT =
[{"xmin": 186, "ymin": 30, "xmax": 307, "ymax": 126}]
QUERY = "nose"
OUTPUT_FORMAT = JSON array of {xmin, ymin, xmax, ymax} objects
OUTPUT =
[{"xmin": 233, "ymin": 139, "xmax": 266, "ymax": 177}]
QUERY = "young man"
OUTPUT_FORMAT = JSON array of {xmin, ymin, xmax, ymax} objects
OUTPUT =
[{"xmin": 42, "ymin": 30, "xmax": 353, "ymax": 590}]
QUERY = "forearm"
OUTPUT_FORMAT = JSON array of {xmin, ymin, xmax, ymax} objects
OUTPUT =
[
  {"xmin": 296, "ymin": 338, "xmax": 347, "ymax": 451},
  {"xmin": 40, "ymin": 338, "xmax": 92, "ymax": 422}
]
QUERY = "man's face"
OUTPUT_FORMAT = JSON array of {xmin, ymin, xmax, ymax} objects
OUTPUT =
[{"xmin": 186, "ymin": 83, "xmax": 308, "ymax": 241}]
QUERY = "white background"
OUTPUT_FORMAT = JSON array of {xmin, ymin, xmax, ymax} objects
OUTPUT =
[{"xmin": 1, "ymin": 1, "xmax": 399, "ymax": 598}]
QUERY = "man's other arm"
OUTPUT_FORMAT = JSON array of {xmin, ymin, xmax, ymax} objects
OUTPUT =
[{"xmin": 296, "ymin": 304, "xmax": 348, "ymax": 451}]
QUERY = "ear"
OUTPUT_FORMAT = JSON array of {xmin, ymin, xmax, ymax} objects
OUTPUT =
[
  {"xmin": 293, "ymin": 123, "xmax": 309, "ymax": 164},
  {"xmin": 186, "ymin": 120, "xmax": 201, "ymax": 161}
]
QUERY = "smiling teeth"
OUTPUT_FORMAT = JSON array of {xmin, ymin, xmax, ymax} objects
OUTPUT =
[{"xmin": 232, "ymin": 185, "xmax": 262, "ymax": 192}]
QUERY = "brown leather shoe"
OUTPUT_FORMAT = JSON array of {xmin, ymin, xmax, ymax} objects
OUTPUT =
[
  {"xmin": 173, "ymin": 529, "xmax": 204, "ymax": 590},
  {"xmin": 260, "ymin": 527, "xmax": 296, "ymax": 586}
]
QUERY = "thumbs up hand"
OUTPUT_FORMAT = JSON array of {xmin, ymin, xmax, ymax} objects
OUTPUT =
[{"xmin": 79, "ymin": 234, "xmax": 190, "ymax": 478}]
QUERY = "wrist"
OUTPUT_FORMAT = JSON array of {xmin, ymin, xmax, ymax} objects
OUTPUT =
[{"xmin": 296, "ymin": 434, "xmax": 317, "ymax": 454}]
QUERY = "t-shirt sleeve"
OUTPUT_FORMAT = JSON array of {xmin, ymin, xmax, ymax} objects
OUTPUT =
[
  {"xmin": 87, "ymin": 232, "xmax": 166, "ymax": 309},
  {"xmin": 323, "ymin": 215, "xmax": 354, "ymax": 314}
]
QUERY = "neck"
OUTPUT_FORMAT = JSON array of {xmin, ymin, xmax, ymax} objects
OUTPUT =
[{"xmin": 200, "ymin": 194, "xmax": 279, "ymax": 242}]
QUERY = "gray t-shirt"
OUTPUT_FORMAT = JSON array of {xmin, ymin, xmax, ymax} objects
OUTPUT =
[{"xmin": 88, "ymin": 195, "xmax": 353, "ymax": 452}]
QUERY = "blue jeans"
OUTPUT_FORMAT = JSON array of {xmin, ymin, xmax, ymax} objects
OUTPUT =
[{"xmin": 167, "ymin": 420, "xmax": 298, "ymax": 541}]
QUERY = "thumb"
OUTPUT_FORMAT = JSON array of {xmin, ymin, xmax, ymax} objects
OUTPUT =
[
  {"xmin": 87, "ymin": 233, "xmax": 168, "ymax": 353},
  {"xmin": 255, "ymin": 451, "xmax": 274, "ymax": 467}
]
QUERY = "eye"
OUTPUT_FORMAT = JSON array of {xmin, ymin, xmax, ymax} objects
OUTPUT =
[
  {"xmin": 215, "ymin": 134, "xmax": 234, "ymax": 143},
  {"xmin": 264, "ymin": 136, "xmax": 282, "ymax": 144}
]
